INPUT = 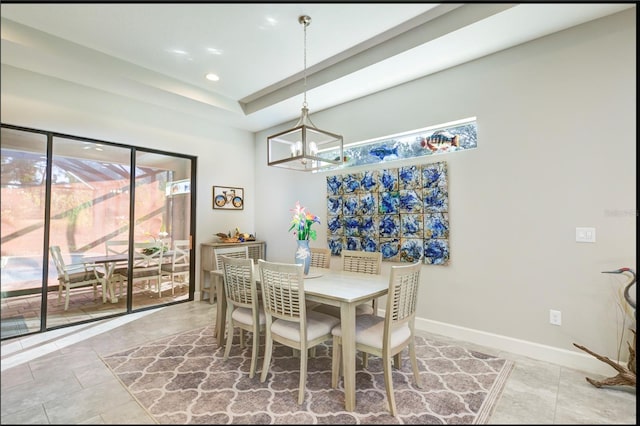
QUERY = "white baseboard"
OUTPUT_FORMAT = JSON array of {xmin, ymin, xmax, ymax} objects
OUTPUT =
[{"xmin": 413, "ymin": 316, "xmax": 624, "ymax": 377}]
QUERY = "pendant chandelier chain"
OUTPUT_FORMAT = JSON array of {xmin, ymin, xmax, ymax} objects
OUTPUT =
[{"xmin": 302, "ymin": 17, "xmax": 308, "ymax": 109}]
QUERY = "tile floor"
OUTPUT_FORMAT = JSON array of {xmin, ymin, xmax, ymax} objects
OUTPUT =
[{"xmin": 0, "ymin": 301, "xmax": 636, "ymax": 424}]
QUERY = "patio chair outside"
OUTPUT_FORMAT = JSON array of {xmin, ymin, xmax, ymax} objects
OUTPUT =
[{"xmin": 50, "ymin": 245, "xmax": 104, "ymax": 311}]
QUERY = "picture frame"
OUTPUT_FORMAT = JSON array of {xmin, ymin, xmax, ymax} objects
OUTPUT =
[{"xmin": 213, "ymin": 186, "xmax": 244, "ymax": 210}]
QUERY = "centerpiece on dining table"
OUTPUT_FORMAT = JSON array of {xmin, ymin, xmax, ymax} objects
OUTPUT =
[{"xmin": 289, "ymin": 201, "xmax": 320, "ymax": 275}]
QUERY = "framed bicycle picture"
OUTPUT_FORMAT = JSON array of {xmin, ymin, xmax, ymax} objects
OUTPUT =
[{"xmin": 213, "ymin": 186, "xmax": 244, "ymax": 210}]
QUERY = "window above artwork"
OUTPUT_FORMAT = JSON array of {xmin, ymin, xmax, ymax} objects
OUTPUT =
[{"xmin": 323, "ymin": 117, "xmax": 477, "ymax": 171}]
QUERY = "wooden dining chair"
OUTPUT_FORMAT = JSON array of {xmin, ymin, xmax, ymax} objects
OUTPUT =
[
  {"xmin": 258, "ymin": 259, "xmax": 340, "ymax": 405},
  {"xmin": 104, "ymin": 239, "xmax": 129, "ymax": 301},
  {"xmin": 130, "ymin": 241, "xmax": 166, "ymax": 297},
  {"xmin": 304, "ymin": 247, "xmax": 332, "ymax": 312},
  {"xmin": 312, "ymin": 249, "xmax": 381, "ymax": 318},
  {"xmin": 342, "ymin": 250, "xmax": 382, "ymax": 314},
  {"xmin": 202, "ymin": 246, "xmax": 249, "ymax": 304},
  {"xmin": 221, "ymin": 255, "xmax": 265, "ymax": 378},
  {"xmin": 161, "ymin": 239, "xmax": 190, "ymax": 295},
  {"xmin": 309, "ymin": 247, "xmax": 331, "ymax": 269},
  {"xmin": 50, "ymin": 245, "xmax": 104, "ymax": 311},
  {"xmin": 330, "ymin": 261, "xmax": 423, "ymax": 416}
]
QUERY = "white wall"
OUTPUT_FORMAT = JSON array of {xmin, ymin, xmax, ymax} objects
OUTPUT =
[
  {"xmin": 254, "ymin": 10, "xmax": 636, "ymax": 374},
  {"xmin": 0, "ymin": 65, "xmax": 257, "ymax": 290}
]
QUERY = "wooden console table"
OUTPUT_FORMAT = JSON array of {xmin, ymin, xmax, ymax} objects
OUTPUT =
[{"xmin": 200, "ymin": 240, "xmax": 266, "ymax": 303}]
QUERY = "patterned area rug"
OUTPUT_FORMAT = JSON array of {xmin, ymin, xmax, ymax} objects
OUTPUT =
[{"xmin": 102, "ymin": 326, "xmax": 513, "ymax": 424}]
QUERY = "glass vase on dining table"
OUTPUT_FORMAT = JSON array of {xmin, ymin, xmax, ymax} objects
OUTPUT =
[{"xmin": 295, "ymin": 239, "xmax": 311, "ymax": 275}]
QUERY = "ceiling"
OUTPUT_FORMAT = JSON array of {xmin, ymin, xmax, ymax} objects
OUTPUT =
[{"xmin": 1, "ymin": 3, "xmax": 634, "ymax": 133}]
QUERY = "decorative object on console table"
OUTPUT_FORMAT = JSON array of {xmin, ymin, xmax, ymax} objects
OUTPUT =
[
  {"xmin": 213, "ymin": 186, "xmax": 244, "ymax": 210},
  {"xmin": 216, "ymin": 228, "xmax": 255, "ymax": 243},
  {"xmin": 289, "ymin": 201, "xmax": 319, "ymax": 275}
]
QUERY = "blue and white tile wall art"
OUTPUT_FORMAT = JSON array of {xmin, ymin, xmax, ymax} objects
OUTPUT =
[{"xmin": 326, "ymin": 161, "xmax": 449, "ymax": 265}]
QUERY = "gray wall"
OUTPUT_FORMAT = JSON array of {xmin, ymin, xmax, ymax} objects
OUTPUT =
[{"xmin": 254, "ymin": 9, "xmax": 636, "ymax": 373}]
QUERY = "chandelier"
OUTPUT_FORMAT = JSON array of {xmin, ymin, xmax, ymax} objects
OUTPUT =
[{"xmin": 267, "ymin": 15, "xmax": 344, "ymax": 171}]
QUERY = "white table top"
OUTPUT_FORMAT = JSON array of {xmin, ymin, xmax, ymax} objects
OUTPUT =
[
  {"xmin": 211, "ymin": 266, "xmax": 389, "ymax": 304},
  {"xmin": 302, "ymin": 267, "xmax": 388, "ymax": 304}
]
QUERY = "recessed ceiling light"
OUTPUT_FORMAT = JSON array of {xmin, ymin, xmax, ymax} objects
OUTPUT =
[
  {"xmin": 265, "ymin": 16, "xmax": 278, "ymax": 26},
  {"xmin": 205, "ymin": 73, "xmax": 220, "ymax": 82}
]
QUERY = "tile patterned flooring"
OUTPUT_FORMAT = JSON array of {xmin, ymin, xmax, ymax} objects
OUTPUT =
[{"xmin": 0, "ymin": 301, "xmax": 636, "ymax": 424}]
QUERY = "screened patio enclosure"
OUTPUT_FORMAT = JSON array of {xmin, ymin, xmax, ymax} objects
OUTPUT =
[{"xmin": 1, "ymin": 124, "xmax": 196, "ymax": 339}]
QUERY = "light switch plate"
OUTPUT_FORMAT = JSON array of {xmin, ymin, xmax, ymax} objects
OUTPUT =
[{"xmin": 576, "ymin": 227, "xmax": 596, "ymax": 243}]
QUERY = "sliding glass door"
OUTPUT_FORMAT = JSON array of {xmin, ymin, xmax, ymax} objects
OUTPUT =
[
  {"xmin": 0, "ymin": 124, "xmax": 195, "ymax": 339},
  {"xmin": 131, "ymin": 150, "xmax": 192, "ymax": 310},
  {"xmin": 0, "ymin": 128, "xmax": 48, "ymax": 337},
  {"xmin": 46, "ymin": 136, "xmax": 133, "ymax": 327}
]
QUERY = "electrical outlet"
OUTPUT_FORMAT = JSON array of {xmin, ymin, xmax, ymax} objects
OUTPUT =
[{"xmin": 549, "ymin": 309, "xmax": 562, "ymax": 326}]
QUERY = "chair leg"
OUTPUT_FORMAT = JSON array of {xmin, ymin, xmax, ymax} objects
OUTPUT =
[
  {"xmin": 118, "ymin": 275, "xmax": 124, "ymax": 298},
  {"xmin": 102, "ymin": 278, "xmax": 108, "ymax": 303},
  {"xmin": 393, "ymin": 353, "xmax": 401, "ymax": 369},
  {"xmin": 223, "ymin": 316, "xmax": 234, "ymax": 360},
  {"xmin": 249, "ymin": 327, "xmax": 260, "ymax": 379},
  {"xmin": 383, "ymin": 353, "xmax": 397, "ymax": 416},
  {"xmin": 298, "ymin": 343, "xmax": 308, "ymax": 405},
  {"xmin": 260, "ymin": 331, "xmax": 273, "ymax": 383},
  {"xmin": 409, "ymin": 339, "xmax": 422, "ymax": 388},
  {"xmin": 64, "ymin": 287, "xmax": 70, "ymax": 311},
  {"xmin": 363, "ymin": 352, "xmax": 369, "ymax": 368},
  {"xmin": 211, "ymin": 272, "xmax": 223, "ymax": 304},
  {"xmin": 331, "ymin": 336, "xmax": 341, "ymax": 388}
]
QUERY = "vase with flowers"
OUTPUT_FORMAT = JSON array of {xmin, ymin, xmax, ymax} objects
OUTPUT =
[{"xmin": 289, "ymin": 201, "xmax": 320, "ymax": 275}]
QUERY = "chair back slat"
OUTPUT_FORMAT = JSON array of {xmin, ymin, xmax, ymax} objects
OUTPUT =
[
  {"xmin": 105, "ymin": 240, "xmax": 129, "ymax": 256},
  {"xmin": 222, "ymin": 256, "xmax": 256, "ymax": 308},
  {"xmin": 386, "ymin": 261, "xmax": 422, "ymax": 329},
  {"xmin": 213, "ymin": 246, "xmax": 249, "ymax": 271},
  {"xmin": 342, "ymin": 250, "xmax": 381, "ymax": 275},
  {"xmin": 171, "ymin": 239, "xmax": 190, "ymax": 267},
  {"xmin": 133, "ymin": 242, "xmax": 164, "ymax": 271},
  {"xmin": 310, "ymin": 247, "xmax": 331, "ymax": 269},
  {"xmin": 49, "ymin": 245, "xmax": 67, "ymax": 278},
  {"xmin": 258, "ymin": 260, "xmax": 304, "ymax": 323}
]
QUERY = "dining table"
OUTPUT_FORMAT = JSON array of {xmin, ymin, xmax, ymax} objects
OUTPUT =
[
  {"xmin": 211, "ymin": 266, "xmax": 389, "ymax": 412},
  {"xmin": 81, "ymin": 253, "xmax": 128, "ymax": 303},
  {"xmin": 82, "ymin": 250, "xmax": 174, "ymax": 304}
]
